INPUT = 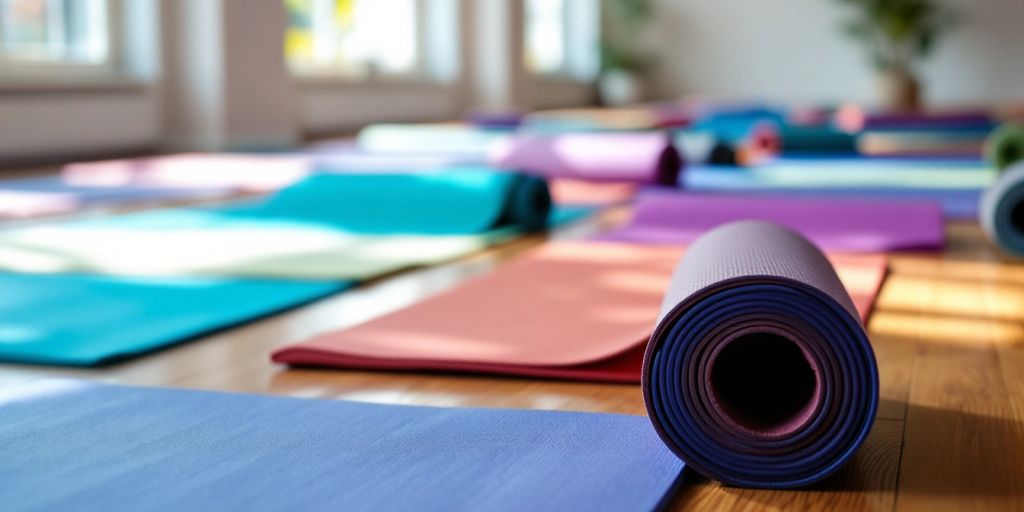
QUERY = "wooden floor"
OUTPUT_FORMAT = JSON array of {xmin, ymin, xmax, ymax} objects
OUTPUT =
[{"xmin": 3, "ymin": 200, "xmax": 1024, "ymax": 511}]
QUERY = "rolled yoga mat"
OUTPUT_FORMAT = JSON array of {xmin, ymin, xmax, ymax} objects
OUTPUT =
[
  {"xmin": 980, "ymin": 162, "xmax": 1024, "ymax": 257},
  {"xmin": 0, "ymin": 379, "xmax": 685, "ymax": 511},
  {"xmin": 357, "ymin": 124, "xmax": 510, "ymax": 155},
  {"xmin": 0, "ymin": 171, "xmax": 574, "ymax": 279},
  {"xmin": 985, "ymin": 122, "xmax": 1024, "ymax": 171},
  {"xmin": 273, "ymin": 239, "xmax": 887, "ymax": 383},
  {"xmin": 487, "ymin": 132, "xmax": 682, "ymax": 185},
  {"xmin": 777, "ymin": 125, "xmax": 858, "ymax": 155},
  {"xmin": 643, "ymin": 221, "xmax": 878, "ymax": 488}
]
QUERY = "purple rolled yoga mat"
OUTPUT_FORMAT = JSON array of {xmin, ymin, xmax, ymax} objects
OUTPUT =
[
  {"xmin": 487, "ymin": 132, "xmax": 681, "ymax": 185},
  {"xmin": 599, "ymin": 191, "xmax": 945, "ymax": 252},
  {"xmin": 644, "ymin": 221, "xmax": 878, "ymax": 488}
]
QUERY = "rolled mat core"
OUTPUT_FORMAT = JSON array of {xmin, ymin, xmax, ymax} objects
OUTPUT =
[{"xmin": 643, "ymin": 221, "xmax": 878, "ymax": 488}]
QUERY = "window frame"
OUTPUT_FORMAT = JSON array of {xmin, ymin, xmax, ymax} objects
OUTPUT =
[
  {"xmin": 0, "ymin": 0, "xmax": 128, "ymax": 87},
  {"xmin": 524, "ymin": 0, "xmax": 599, "ymax": 83},
  {"xmin": 288, "ymin": 0, "xmax": 448, "ymax": 86}
]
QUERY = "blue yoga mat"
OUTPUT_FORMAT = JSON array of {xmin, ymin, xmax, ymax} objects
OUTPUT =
[
  {"xmin": 0, "ymin": 380, "xmax": 686, "ymax": 511},
  {"xmin": 0, "ymin": 273, "xmax": 347, "ymax": 366},
  {"xmin": 981, "ymin": 162, "xmax": 1024, "ymax": 256},
  {"xmin": 683, "ymin": 159, "xmax": 991, "ymax": 219},
  {"xmin": 643, "ymin": 222, "xmax": 877, "ymax": 488}
]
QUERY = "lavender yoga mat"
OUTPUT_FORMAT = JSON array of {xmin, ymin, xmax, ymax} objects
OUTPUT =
[
  {"xmin": 643, "ymin": 221, "xmax": 878, "ymax": 488},
  {"xmin": 599, "ymin": 191, "xmax": 945, "ymax": 252},
  {"xmin": 487, "ymin": 132, "xmax": 681, "ymax": 185}
]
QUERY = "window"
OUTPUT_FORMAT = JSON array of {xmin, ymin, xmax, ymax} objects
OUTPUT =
[
  {"xmin": 285, "ymin": 0, "xmax": 422, "ymax": 79},
  {"xmin": 0, "ymin": 0, "xmax": 112, "ymax": 68},
  {"xmin": 523, "ymin": 0, "xmax": 598, "ymax": 80}
]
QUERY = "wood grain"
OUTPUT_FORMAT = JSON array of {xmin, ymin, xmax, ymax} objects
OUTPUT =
[{"xmin": 3, "ymin": 187, "xmax": 1023, "ymax": 511}]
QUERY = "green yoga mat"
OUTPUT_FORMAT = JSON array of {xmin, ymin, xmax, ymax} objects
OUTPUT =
[
  {"xmin": 986, "ymin": 123, "xmax": 1024, "ymax": 171},
  {"xmin": 0, "ymin": 273, "xmax": 348, "ymax": 366},
  {"xmin": 0, "ymin": 172, "xmax": 586, "ymax": 280}
]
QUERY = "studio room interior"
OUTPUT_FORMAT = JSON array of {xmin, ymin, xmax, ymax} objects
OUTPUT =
[{"xmin": 1, "ymin": 0, "xmax": 1023, "ymax": 510}]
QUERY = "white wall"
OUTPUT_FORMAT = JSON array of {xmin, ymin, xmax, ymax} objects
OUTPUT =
[
  {"xmin": 646, "ymin": 0, "xmax": 1024, "ymax": 106},
  {"xmin": 0, "ymin": 0, "xmax": 161, "ymax": 162},
  {"xmin": 0, "ymin": 1, "xmax": 595, "ymax": 161},
  {"xmin": 0, "ymin": 90, "xmax": 158, "ymax": 160}
]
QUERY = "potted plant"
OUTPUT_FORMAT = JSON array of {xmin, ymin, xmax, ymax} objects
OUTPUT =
[
  {"xmin": 599, "ymin": 0, "xmax": 655, "ymax": 106},
  {"xmin": 835, "ymin": 0, "xmax": 960, "ymax": 111}
]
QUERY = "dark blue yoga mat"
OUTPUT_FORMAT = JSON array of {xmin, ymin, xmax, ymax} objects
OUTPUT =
[{"xmin": 0, "ymin": 380, "xmax": 686, "ymax": 511}]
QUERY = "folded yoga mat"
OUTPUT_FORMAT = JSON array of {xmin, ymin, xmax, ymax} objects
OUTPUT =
[
  {"xmin": 0, "ymin": 379, "xmax": 685, "ymax": 511},
  {"xmin": 986, "ymin": 122, "xmax": 1024, "ymax": 171},
  {"xmin": 0, "ymin": 172, "xmax": 580, "ymax": 279},
  {"xmin": 273, "ymin": 240, "xmax": 887, "ymax": 382},
  {"xmin": 357, "ymin": 124, "xmax": 510, "ymax": 155},
  {"xmin": 980, "ymin": 162, "xmax": 1024, "ymax": 257},
  {"xmin": 643, "ymin": 221, "xmax": 878, "ymax": 488},
  {"xmin": 487, "ymin": 132, "xmax": 682, "ymax": 185},
  {"xmin": 0, "ymin": 273, "xmax": 346, "ymax": 366},
  {"xmin": 598, "ymin": 191, "xmax": 944, "ymax": 252},
  {"xmin": 62, "ymin": 153, "xmax": 311, "ymax": 192}
]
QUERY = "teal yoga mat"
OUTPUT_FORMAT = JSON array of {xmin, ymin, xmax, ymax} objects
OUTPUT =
[
  {"xmin": 0, "ymin": 171, "xmax": 586, "ymax": 279},
  {"xmin": 0, "ymin": 273, "xmax": 347, "ymax": 366}
]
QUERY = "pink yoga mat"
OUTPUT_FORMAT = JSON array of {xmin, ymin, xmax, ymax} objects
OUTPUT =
[
  {"xmin": 63, "ymin": 154, "xmax": 311, "ymax": 192},
  {"xmin": 598, "ymin": 191, "xmax": 944, "ymax": 252},
  {"xmin": 0, "ymin": 191, "xmax": 78, "ymax": 219},
  {"xmin": 487, "ymin": 133, "xmax": 681, "ymax": 185},
  {"xmin": 272, "ymin": 240, "xmax": 887, "ymax": 383}
]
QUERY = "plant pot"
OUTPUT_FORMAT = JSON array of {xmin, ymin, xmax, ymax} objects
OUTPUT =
[
  {"xmin": 599, "ymin": 70, "xmax": 645, "ymax": 106},
  {"xmin": 878, "ymin": 68, "xmax": 922, "ymax": 112}
]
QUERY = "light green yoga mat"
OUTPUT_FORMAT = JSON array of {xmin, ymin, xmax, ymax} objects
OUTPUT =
[{"xmin": 0, "ymin": 171, "xmax": 587, "ymax": 280}]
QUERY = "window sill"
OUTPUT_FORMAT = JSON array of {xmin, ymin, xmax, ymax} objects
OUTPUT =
[
  {"xmin": 531, "ymin": 74, "xmax": 595, "ymax": 86},
  {"xmin": 0, "ymin": 74, "xmax": 150, "ymax": 95},
  {"xmin": 295, "ymin": 74, "xmax": 453, "ymax": 90}
]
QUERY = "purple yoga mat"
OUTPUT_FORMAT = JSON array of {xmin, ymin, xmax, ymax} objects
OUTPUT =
[
  {"xmin": 836, "ymin": 106, "xmax": 994, "ymax": 132},
  {"xmin": 487, "ymin": 132, "xmax": 681, "ymax": 185},
  {"xmin": 643, "ymin": 220, "xmax": 878, "ymax": 488},
  {"xmin": 599, "ymin": 191, "xmax": 944, "ymax": 252}
]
